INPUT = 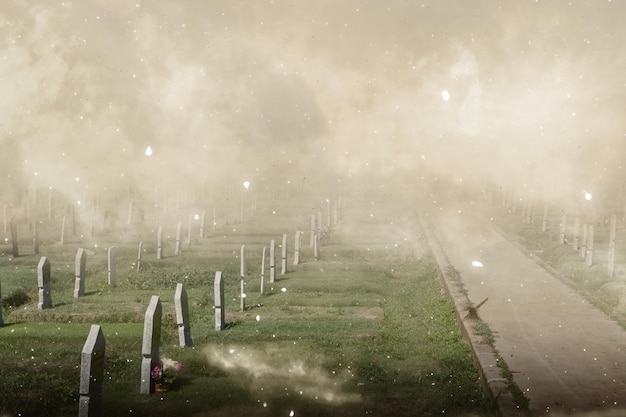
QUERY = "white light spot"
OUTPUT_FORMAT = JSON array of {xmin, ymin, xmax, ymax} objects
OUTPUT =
[
  {"xmin": 145, "ymin": 146, "xmax": 153, "ymax": 156},
  {"xmin": 441, "ymin": 90, "xmax": 450, "ymax": 101},
  {"xmin": 194, "ymin": 214, "xmax": 200, "ymax": 220},
  {"xmin": 243, "ymin": 181, "xmax": 250, "ymax": 189},
  {"xmin": 584, "ymin": 192, "xmax": 592, "ymax": 201},
  {"xmin": 256, "ymin": 315, "xmax": 260, "ymax": 321},
  {"xmin": 281, "ymin": 287, "xmax": 287, "ymax": 293},
  {"xmin": 471, "ymin": 261, "xmax": 483, "ymax": 267}
]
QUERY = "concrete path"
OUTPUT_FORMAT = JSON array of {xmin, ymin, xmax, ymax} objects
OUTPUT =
[{"xmin": 425, "ymin": 204, "xmax": 626, "ymax": 417}]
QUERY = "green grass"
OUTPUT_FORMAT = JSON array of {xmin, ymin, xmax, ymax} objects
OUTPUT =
[{"xmin": 0, "ymin": 198, "xmax": 495, "ymax": 417}]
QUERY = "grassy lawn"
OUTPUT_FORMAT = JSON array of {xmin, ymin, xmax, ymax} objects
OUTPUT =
[{"xmin": 0, "ymin": 195, "xmax": 494, "ymax": 417}]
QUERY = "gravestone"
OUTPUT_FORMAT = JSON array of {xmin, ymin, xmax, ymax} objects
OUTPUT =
[
  {"xmin": 157, "ymin": 226, "xmax": 163, "ymax": 259},
  {"xmin": 37, "ymin": 256, "xmax": 52, "ymax": 309},
  {"xmin": 269, "ymin": 239, "xmax": 276, "ymax": 284},
  {"xmin": 107, "ymin": 247, "xmax": 116, "ymax": 287},
  {"xmin": 9, "ymin": 218, "xmax": 18, "ymax": 257},
  {"xmin": 586, "ymin": 225, "xmax": 594, "ymax": 267},
  {"xmin": 214, "ymin": 271, "xmax": 225, "ymax": 331},
  {"xmin": 141, "ymin": 295, "xmax": 162, "ymax": 394},
  {"xmin": 61, "ymin": 215, "xmax": 66, "ymax": 245},
  {"xmin": 310, "ymin": 215, "xmax": 315, "ymax": 247},
  {"xmin": 281, "ymin": 234, "xmax": 287, "ymax": 275},
  {"xmin": 0, "ymin": 279, "xmax": 4, "ymax": 327},
  {"xmin": 240, "ymin": 245, "xmax": 246, "ymax": 311},
  {"xmin": 260, "ymin": 247, "xmax": 266, "ymax": 295},
  {"xmin": 199, "ymin": 210, "xmax": 206, "ymax": 239},
  {"xmin": 74, "ymin": 248, "xmax": 87, "ymax": 298},
  {"xmin": 175, "ymin": 221, "xmax": 182, "ymax": 255},
  {"xmin": 33, "ymin": 221, "xmax": 39, "ymax": 255},
  {"xmin": 78, "ymin": 324, "xmax": 105, "ymax": 417},
  {"xmin": 293, "ymin": 230, "xmax": 301, "ymax": 265},
  {"xmin": 175, "ymin": 283, "xmax": 192, "ymax": 347},
  {"xmin": 137, "ymin": 241, "xmax": 143, "ymax": 271}
]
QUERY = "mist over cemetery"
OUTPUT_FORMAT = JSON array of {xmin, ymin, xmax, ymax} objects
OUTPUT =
[{"xmin": 4, "ymin": 1, "xmax": 626, "ymax": 416}]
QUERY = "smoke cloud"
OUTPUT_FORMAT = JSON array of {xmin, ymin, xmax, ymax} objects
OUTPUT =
[{"xmin": 1, "ymin": 1, "xmax": 625, "ymax": 207}]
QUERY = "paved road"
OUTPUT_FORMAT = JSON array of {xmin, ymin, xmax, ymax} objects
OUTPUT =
[{"xmin": 425, "ymin": 204, "xmax": 626, "ymax": 416}]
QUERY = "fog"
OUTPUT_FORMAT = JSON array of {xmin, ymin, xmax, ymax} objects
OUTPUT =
[{"xmin": 1, "ymin": 1, "xmax": 625, "ymax": 211}]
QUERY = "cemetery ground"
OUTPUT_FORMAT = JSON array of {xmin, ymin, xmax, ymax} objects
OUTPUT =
[{"xmin": 0, "ymin": 195, "xmax": 495, "ymax": 417}]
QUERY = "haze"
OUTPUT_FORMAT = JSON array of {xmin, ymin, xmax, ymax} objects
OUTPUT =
[{"xmin": 1, "ymin": 0, "xmax": 624, "ymax": 211}]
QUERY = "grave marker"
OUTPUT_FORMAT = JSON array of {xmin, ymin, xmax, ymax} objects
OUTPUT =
[
  {"xmin": 78, "ymin": 324, "xmax": 106, "ymax": 417},
  {"xmin": 107, "ymin": 247, "xmax": 117, "ymax": 287},
  {"xmin": 175, "ymin": 221, "xmax": 182, "ymax": 255},
  {"xmin": 137, "ymin": 241, "xmax": 143, "ymax": 271},
  {"xmin": 281, "ymin": 234, "xmax": 287, "ymax": 275},
  {"xmin": 260, "ymin": 247, "xmax": 266, "ymax": 295},
  {"xmin": 240, "ymin": 245, "xmax": 246, "ymax": 311},
  {"xmin": 0, "ymin": 279, "xmax": 3, "ymax": 327},
  {"xmin": 214, "ymin": 271, "xmax": 225, "ymax": 331},
  {"xmin": 74, "ymin": 248, "xmax": 87, "ymax": 298},
  {"xmin": 310, "ymin": 215, "xmax": 315, "ymax": 247},
  {"xmin": 37, "ymin": 256, "xmax": 52, "ymax": 309},
  {"xmin": 61, "ymin": 215, "xmax": 66, "ymax": 245},
  {"xmin": 157, "ymin": 226, "xmax": 163, "ymax": 259},
  {"xmin": 140, "ymin": 295, "xmax": 162, "ymax": 394},
  {"xmin": 608, "ymin": 214, "xmax": 617, "ymax": 277},
  {"xmin": 175, "ymin": 283, "xmax": 192, "ymax": 347},
  {"xmin": 270, "ymin": 239, "xmax": 276, "ymax": 284},
  {"xmin": 314, "ymin": 231, "xmax": 319, "ymax": 259},
  {"xmin": 586, "ymin": 226, "xmax": 594, "ymax": 267},
  {"xmin": 9, "ymin": 218, "xmax": 18, "ymax": 257},
  {"xmin": 293, "ymin": 230, "xmax": 301, "ymax": 265}
]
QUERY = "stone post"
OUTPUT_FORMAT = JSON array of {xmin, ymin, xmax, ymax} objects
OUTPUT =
[
  {"xmin": 175, "ymin": 221, "xmax": 182, "ymax": 255},
  {"xmin": 269, "ymin": 239, "xmax": 276, "ymax": 284},
  {"xmin": 310, "ymin": 215, "xmax": 315, "ymax": 248},
  {"xmin": 9, "ymin": 218, "xmax": 18, "ymax": 257},
  {"xmin": 140, "ymin": 295, "xmax": 162, "ymax": 394},
  {"xmin": 61, "ymin": 215, "xmax": 66, "ymax": 245},
  {"xmin": 281, "ymin": 234, "xmax": 287, "ymax": 275},
  {"xmin": 107, "ymin": 247, "xmax": 116, "ymax": 287},
  {"xmin": 78, "ymin": 324, "xmax": 105, "ymax": 417},
  {"xmin": 157, "ymin": 226, "xmax": 163, "ymax": 259},
  {"xmin": 74, "ymin": 248, "xmax": 87, "ymax": 298},
  {"xmin": 240, "ymin": 245, "xmax": 246, "ymax": 311},
  {"xmin": 608, "ymin": 214, "xmax": 617, "ymax": 277},
  {"xmin": 137, "ymin": 241, "xmax": 143, "ymax": 271},
  {"xmin": 175, "ymin": 283, "xmax": 192, "ymax": 347},
  {"xmin": 586, "ymin": 226, "xmax": 594, "ymax": 267},
  {"xmin": 314, "ymin": 230, "xmax": 319, "ymax": 260},
  {"xmin": 214, "ymin": 271, "xmax": 225, "ymax": 331},
  {"xmin": 293, "ymin": 230, "xmax": 301, "ymax": 265},
  {"xmin": 37, "ymin": 256, "xmax": 52, "ymax": 309},
  {"xmin": 260, "ymin": 247, "xmax": 266, "ymax": 295}
]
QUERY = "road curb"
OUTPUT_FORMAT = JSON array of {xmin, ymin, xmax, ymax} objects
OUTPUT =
[{"xmin": 417, "ymin": 211, "xmax": 526, "ymax": 417}]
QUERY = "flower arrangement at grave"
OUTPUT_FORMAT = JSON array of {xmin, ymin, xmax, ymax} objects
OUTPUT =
[{"xmin": 151, "ymin": 357, "xmax": 184, "ymax": 392}]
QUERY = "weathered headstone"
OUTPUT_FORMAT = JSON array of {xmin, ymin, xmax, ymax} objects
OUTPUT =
[
  {"xmin": 293, "ymin": 230, "xmax": 301, "ymax": 265},
  {"xmin": 310, "ymin": 215, "xmax": 315, "ymax": 247},
  {"xmin": 78, "ymin": 324, "xmax": 105, "ymax": 417},
  {"xmin": 157, "ymin": 226, "xmax": 163, "ymax": 260},
  {"xmin": 37, "ymin": 256, "xmax": 52, "ymax": 309},
  {"xmin": 137, "ymin": 241, "xmax": 143, "ymax": 271},
  {"xmin": 608, "ymin": 214, "xmax": 617, "ymax": 277},
  {"xmin": 175, "ymin": 221, "xmax": 182, "ymax": 255},
  {"xmin": 260, "ymin": 247, "xmax": 266, "ymax": 295},
  {"xmin": 269, "ymin": 239, "xmax": 276, "ymax": 284},
  {"xmin": 586, "ymin": 225, "xmax": 594, "ymax": 267},
  {"xmin": 580, "ymin": 224, "xmax": 588, "ymax": 258},
  {"xmin": 33, "ymin": 220, "xmax": 39, "ymax": 255},
  {"xmin": 175, "ymin": 283, "xmax": 192, "ymax": 347},
  {"xmin": 281, "ymin": 234, "xmax": 287, "ymax": 275},
  {"xmin": 9, "ymin": 217, "xmax": 18, "ymax": 257},
  {"xmin": 61, "ymin": 215, "xmax": 66, "ymax": 245},
  {"xmin": 240, "ymin": 245, "xmax": 246, "ymax": 311},
  {"xmin": 0, "ymin": 279, "xmax": 4, "ymax": 327},
  {"xmin": 214, "ymin": 271, "xmax": 225, "ymax": 331},
  {"xmin": 74, "ymin": 248, "xmax": 87, "ymax": 298},
  {"xmin": 140, "ymin": 295, "xmax": 162, "ymax": 394},
  {"xmin": 107, "ymin": 246, "xmax": 117, "ymax": 287}
]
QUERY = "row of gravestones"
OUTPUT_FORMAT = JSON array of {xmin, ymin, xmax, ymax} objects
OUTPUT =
[{"xmin": 78, "ymin": 284, "xmax": 191, "ymax": 417}]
